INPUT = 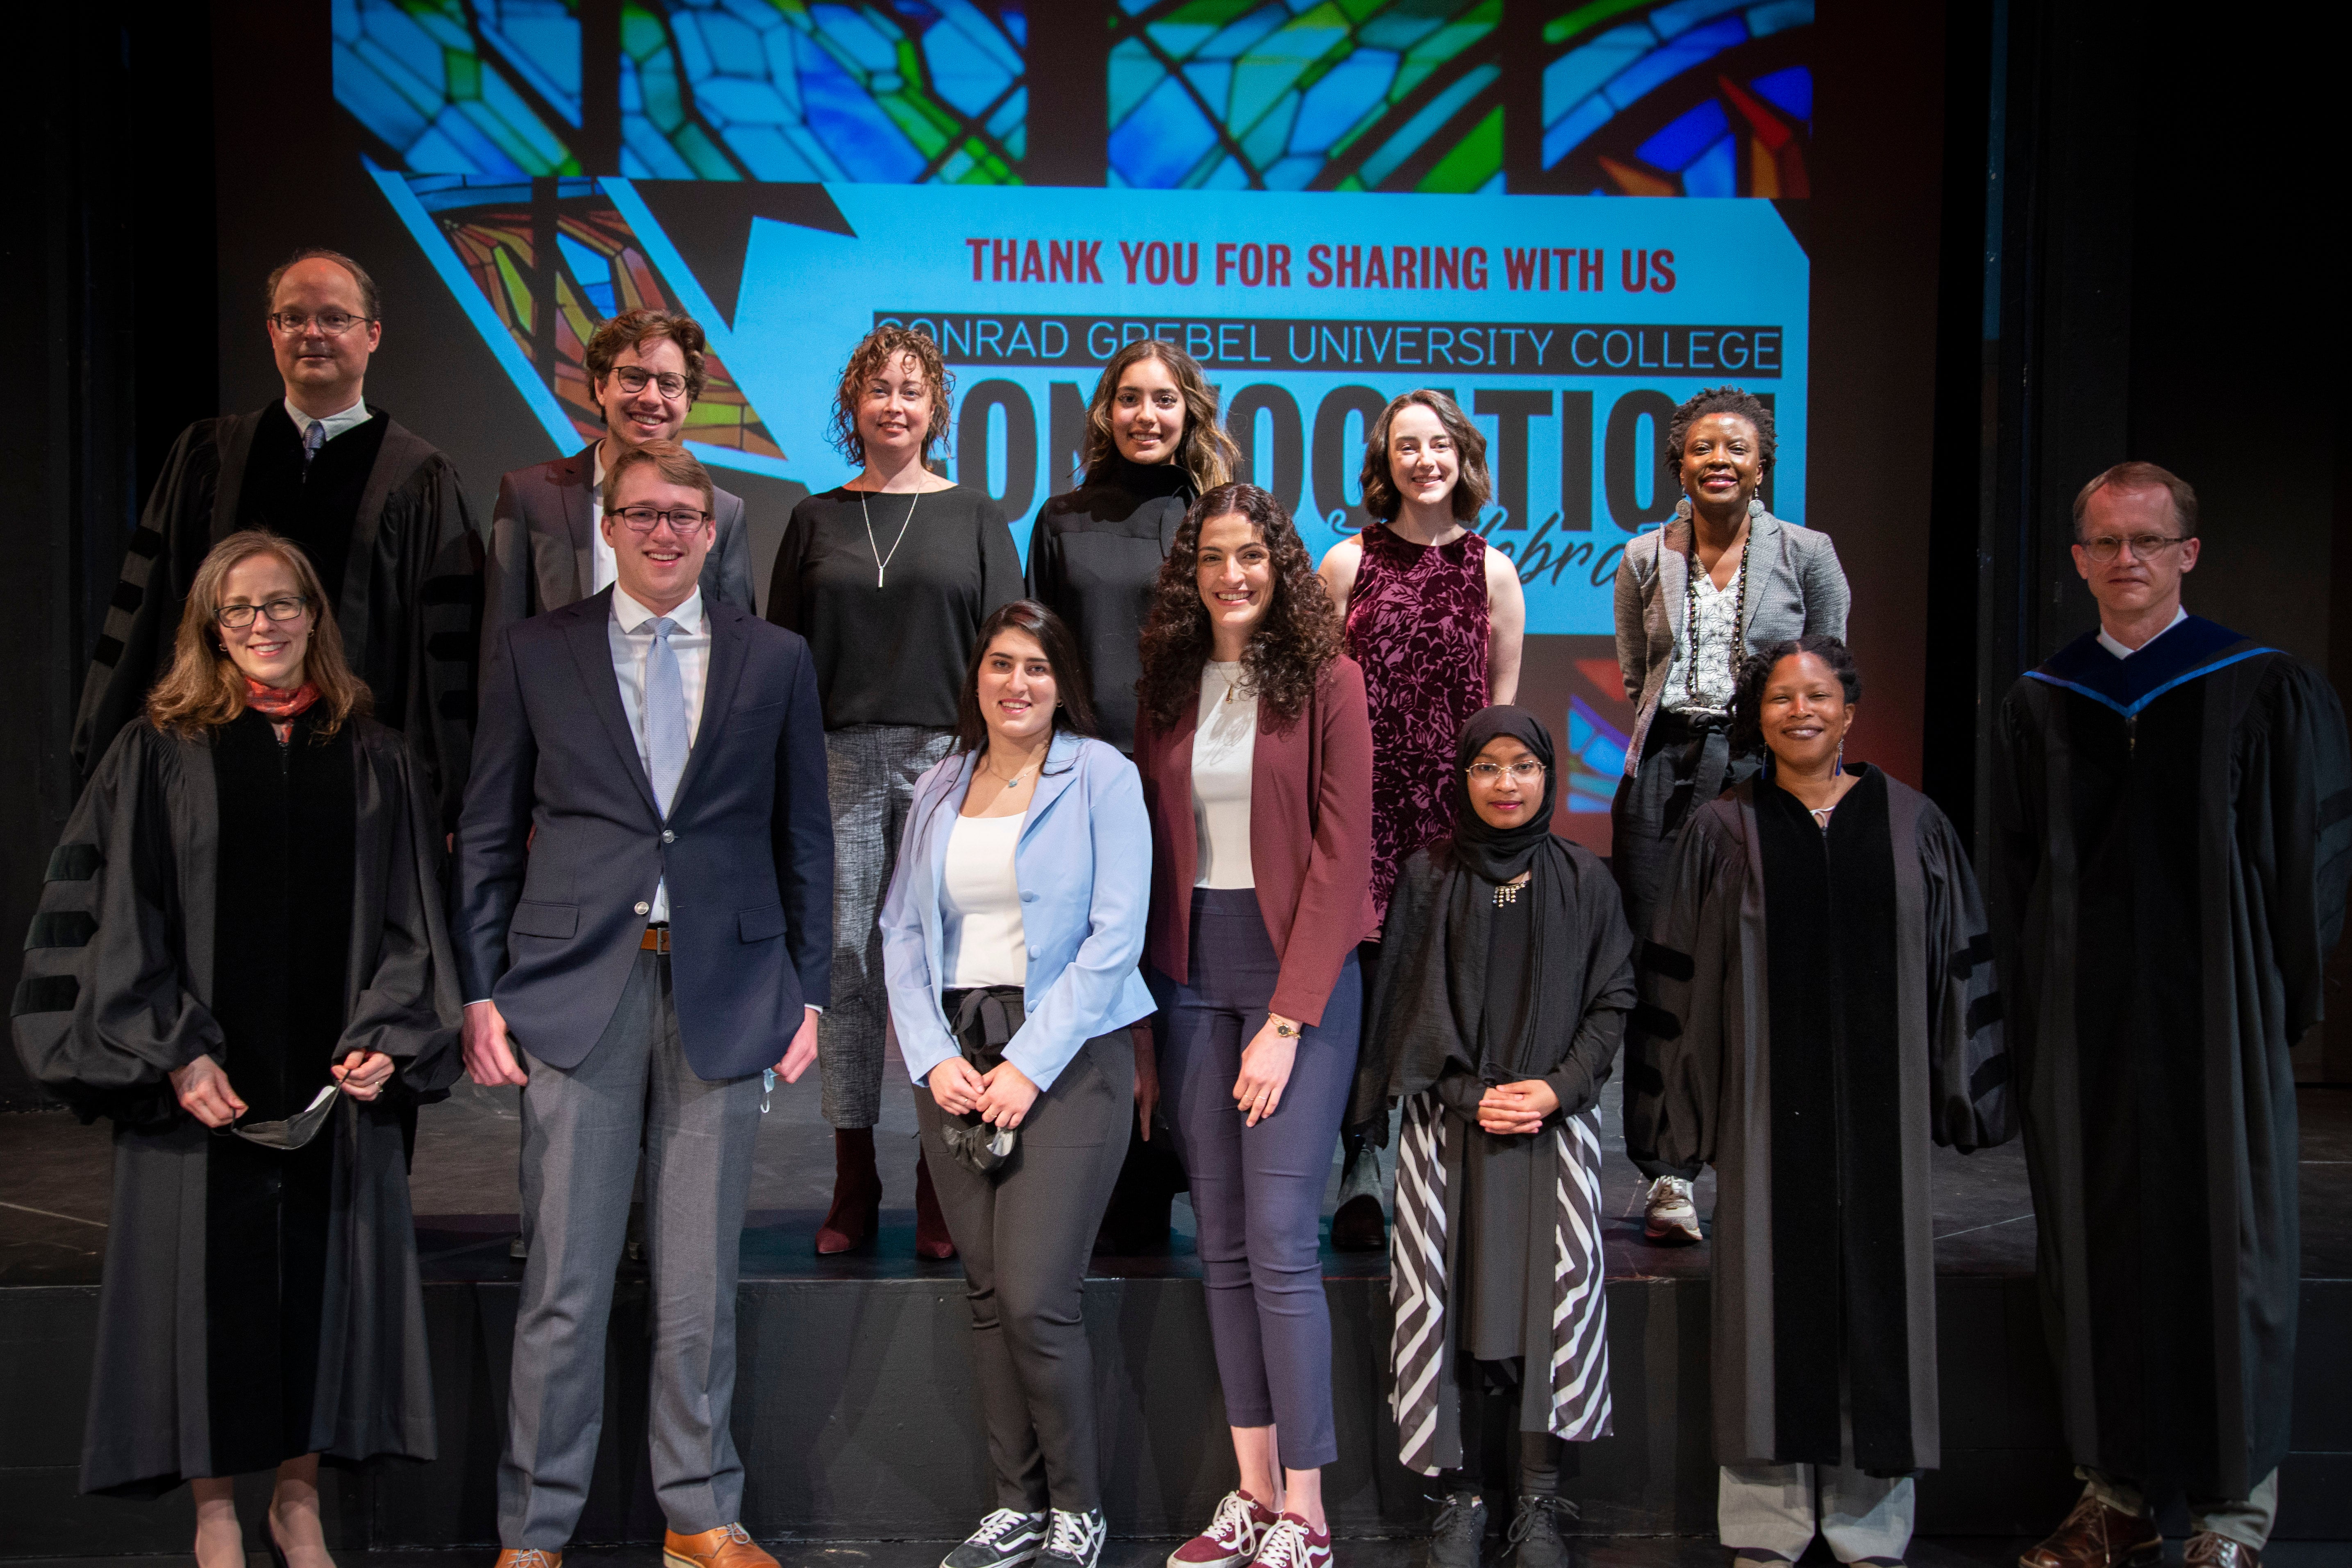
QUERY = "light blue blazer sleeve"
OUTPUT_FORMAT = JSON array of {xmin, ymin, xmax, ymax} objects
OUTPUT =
[
  {"xmin": 1002, "ymin": 744, "xmax": 1155, "ymax": 1090},
  {"xmin": 879, "ymin": 758, "xmax": 965, "ymax": 1086}
]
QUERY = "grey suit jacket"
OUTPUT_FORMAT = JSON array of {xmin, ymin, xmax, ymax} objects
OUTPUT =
[
  {"xmin": 481, "ymin": 444, "xmax": 755, "ymax": 673},
  {"xmin": 1612, "ymin": 509, "xmax": 1849, "ymax": 776}
]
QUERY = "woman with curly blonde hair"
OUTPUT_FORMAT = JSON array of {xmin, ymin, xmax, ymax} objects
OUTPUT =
[
  {"xmin": 765, "ymin": 324, "xmax": 1023, "ymax": 1257},
  {"xmin": 1132, "ymin": 484, "xmax": 1375, "ymax": 1568},
  {"xmin": 14, "ymin": 530, "xmax": 459, "ymax": 1562}
]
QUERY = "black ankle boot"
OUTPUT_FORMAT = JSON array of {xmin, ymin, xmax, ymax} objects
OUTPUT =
[{"xmin": 1427, "ymin": 1491, "xmax": 1486, "ymax": 1568}]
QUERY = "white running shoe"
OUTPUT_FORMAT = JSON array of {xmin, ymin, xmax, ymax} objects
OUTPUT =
[{"xmin": 1643, "ymin": 1174, "xmax": 1702, "ymax": 1244}]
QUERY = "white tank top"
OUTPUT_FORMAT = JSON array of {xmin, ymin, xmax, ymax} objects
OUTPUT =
[{"xmin": 942, "ymin": 811, "xmax": 1029, "ymax": 989}]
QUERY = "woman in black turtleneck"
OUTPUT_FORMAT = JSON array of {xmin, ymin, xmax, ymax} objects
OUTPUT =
[
  {"xmin": 1025, "ymin": 341, "xmax": 1239, "ymax": 1248},
  {"xmin": 1026, "ymin": 341, "xmax": 1239, "ymax": 752}
]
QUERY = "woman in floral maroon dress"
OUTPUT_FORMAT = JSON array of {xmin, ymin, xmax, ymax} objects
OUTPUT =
[{"xmin": 1318, "ymin": 389, "xmax": 1525, "ymax": 1247}]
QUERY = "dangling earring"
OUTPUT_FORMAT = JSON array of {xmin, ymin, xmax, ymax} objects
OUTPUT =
[
  {"xmin": 1673, "ymin": 495, "xmax": 1693, "ymax": 522},
  {"xmin": 1833, "ymin": 741, "xmax": 1845, "ymax": 778},
  {"xmin": 1747, "ymin": 496, "xmax": 1764, "ymax": 520}
]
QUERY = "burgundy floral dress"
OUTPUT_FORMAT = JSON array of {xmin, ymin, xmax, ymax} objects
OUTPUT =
[{"xmin": 1344, "ymin": 522, "xmax": 1493, "ymax": 922}]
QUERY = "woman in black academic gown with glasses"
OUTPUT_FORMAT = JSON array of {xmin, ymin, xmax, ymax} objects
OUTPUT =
[{"xmin": 13, "ymin": 530, "xmax": 459, "ymax": 1568}]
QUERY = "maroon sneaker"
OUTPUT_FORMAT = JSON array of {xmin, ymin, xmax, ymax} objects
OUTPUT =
[
  {"xmin": 1168, "ymin": 1491, "xmax": 1277, "ymax": 1568},
  {"xmin": 1250, "ymin": 1514, "xmax": 1332, "ymax": 1568}
]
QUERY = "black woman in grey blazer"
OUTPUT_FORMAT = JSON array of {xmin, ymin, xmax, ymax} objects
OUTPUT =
[{"xmin": 1609, "ymin": 388, "xmax": 1847, "ymax": 1237}]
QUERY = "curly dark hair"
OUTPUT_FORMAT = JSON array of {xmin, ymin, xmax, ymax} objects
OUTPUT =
[
  {"xmin": 1662, "ymin": 385, "xmax": 1777, "ymax": 477},
  {"xmin": 953, "ymin": 599, "xmax": 1100, "ymax": 757},
  {"xmin": 1357, "ymin": 389, "xmax": 1492, "ymax": 524},
  {"xmin": 1136, "ymin": 482, "xmax": 1345, "ymax": 734},
  {"xmin": 1731, "ymin": 634, "xmax": 1861, "ymax": 755},
  {"xmin": 585, "ymin": 307, "xmax": 709, "ymax": 408},
  {"xmin": 829, "ymin": 325, "xmax": 955, "ymax": 467}
]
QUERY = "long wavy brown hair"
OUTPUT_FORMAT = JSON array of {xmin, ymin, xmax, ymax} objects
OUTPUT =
[
  {"xmin": 1077, "ymin": 340, "xmax": 1239, "ymax": 495},
  {"xmin": 1136, "ymin": 483, "xmax": 1343, "ymax": 734},
  {"xmin": 146, "ymin": 530, "xmax": 371, "ymax": 740}
]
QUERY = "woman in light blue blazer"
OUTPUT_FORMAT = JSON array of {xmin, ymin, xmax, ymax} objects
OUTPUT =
[{"xmin": 881, "ymin": 599, "xmax": 1153, "ymax": 1568}]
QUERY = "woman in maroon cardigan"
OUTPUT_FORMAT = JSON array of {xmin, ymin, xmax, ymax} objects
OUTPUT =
[{"xmin": 1132, "ymin": 483, "xmax": 1375, "ymax": 1568}]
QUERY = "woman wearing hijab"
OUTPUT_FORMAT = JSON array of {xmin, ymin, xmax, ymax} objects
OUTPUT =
[
  {"xmin": 1627, "ymin": 636, "xmax": 2012, "ymax": 1567},
  {"xmin": 13, "ymin": 529, "xmax": 460, "ymax": 1566},
  {"xmin": 1350, "ymin": 707, "xmax": 1633, "ymax": 1568}
]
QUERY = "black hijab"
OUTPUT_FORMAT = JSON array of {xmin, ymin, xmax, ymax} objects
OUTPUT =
[{"xmin": 1355, "ymin": 707, "xmax": 1634, "ymax": 1118}]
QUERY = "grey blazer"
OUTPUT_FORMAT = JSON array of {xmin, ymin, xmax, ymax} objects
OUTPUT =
[
  {"xmin": 481, "ymin": 445, "xmax": 755, "ymax": 672},
  {"xmin": 1612, "ymin": 509, "xmax": 1849, "ymax": 776}
]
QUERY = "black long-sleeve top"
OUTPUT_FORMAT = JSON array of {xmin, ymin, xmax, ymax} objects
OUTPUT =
[
  {"xmin": 766, "ymin": 484, "xmax": 1021, "ymax": 729},
  {"xmin": 1025, "ymin": 458, "xmax": 1193, "ymax": 751}
]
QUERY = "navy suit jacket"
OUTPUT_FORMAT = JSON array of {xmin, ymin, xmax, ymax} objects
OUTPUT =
[{"xmin": 454, "ymin": 589, "xmax": 832, "ymax": 1080}]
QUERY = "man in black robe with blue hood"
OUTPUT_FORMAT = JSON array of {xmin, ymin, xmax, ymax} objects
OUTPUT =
[{"xmin": 1993, "ymin": 462, "xmax": 2352, "ymax": 1568}]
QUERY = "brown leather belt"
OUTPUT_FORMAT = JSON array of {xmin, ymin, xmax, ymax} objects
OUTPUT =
[{"xmin": 640, "ymin": 925, "xmax": 672, "ymax": 953}]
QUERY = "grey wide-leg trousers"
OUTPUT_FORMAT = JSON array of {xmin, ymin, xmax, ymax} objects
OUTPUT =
[
  {"xmin": 820, "ymin": 723, "xmax": 956, "ymax": 1127},
  {"xmin": 498, "ymin": 952, "xmax": 762, "ymax": 1548}
]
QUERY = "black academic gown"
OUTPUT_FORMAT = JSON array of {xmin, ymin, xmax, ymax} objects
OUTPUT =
[
  {"xmin": 1990, "ymin": 616, "xmax": 2352, "ymax": 1500},
  {"xmin": 72, "ymin": 406, "xmax": 484, "ymax": 827},
  {"xmin": 1629, "ymin": 765, "xmax": 2012, "ymax": 1473},
  {"xmin": 11, "ymin": 715, "xmax": 462, "ymax": 1496}
]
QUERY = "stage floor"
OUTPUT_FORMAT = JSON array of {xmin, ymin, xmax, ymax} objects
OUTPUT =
[{"xmin": 27, "ymin": 1073, "xmax": 2350, "ymax": 1288}]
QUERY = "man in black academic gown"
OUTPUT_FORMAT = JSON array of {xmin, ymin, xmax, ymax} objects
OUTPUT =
[
  {"xmin": 74, "ymin": 248, "xmax": 482, "ymax": 826},
  {"xmin": 1993, "ymin": 462, "xmax": 2352, "ymax": 1568}
]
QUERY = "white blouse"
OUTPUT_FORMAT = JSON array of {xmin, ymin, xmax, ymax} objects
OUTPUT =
[
  {"xmin": 1660, "ymin": 559, "xmax": 1744, "ymax": 714},
  {"xmin": 1192, "ymin": 661, "xmax": 1257, "ymax": 889},
  {"xmin": 942, "ymin": 811, "xmax": 1028, "ymax": 989}
]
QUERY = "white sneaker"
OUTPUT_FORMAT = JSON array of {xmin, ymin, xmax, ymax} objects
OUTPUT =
[{"xmin": 1643, "ymin": 1174, "xmax": 1702, "ymax": 1244}]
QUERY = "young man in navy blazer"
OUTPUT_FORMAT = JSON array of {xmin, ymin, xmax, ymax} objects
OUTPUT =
[{"xmin": 454, "ymin": 439, "xmax": 830, "ymax": 1568}]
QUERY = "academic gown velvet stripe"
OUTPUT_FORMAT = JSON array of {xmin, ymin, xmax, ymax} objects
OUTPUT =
[
  {"xmin": 11, "ymin": 716, "xmax": 463, "ymax": 1496},
  {"xmin": 1627, "ymin": 766, "xmax": 2012, "ymax": 1472}
]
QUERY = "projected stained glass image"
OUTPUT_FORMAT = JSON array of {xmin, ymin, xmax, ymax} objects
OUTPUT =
[
  {"xmin": 336, "ymin": 0, "xmax": 1026, "ymax": 185},
  {"xmin": 406, "ymin": 173, "xmax": 786, "ymax": 456},
  {"xmin": 1540, "ymin": 0, "xmax": 1812, "ymax": 196},
  {"xmin": 1106, "ymin": 0, "xmax": 1503, "ymax": 193}
]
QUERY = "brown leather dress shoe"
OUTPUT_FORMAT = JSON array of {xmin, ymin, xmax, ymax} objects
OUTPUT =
[
  {"xmin": 665, "ymin": 1523, "xmax": 777, "ymax": 1568},
  {"xmin": 2020, "ymin": 1492, "xmax": 2160, "ymax": 1568},
  {"xmin": 492, "ymin": 1551, "xmax": 563, "ymax": 1568},
  {"xmin": 2184, "ymin": 1535, "xmax": 2260, "ymax": 1568}
]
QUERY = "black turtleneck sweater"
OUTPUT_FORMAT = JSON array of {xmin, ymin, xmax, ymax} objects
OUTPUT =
[{"xmin": 1025, "ymin": 458, "xmax": 1193, "ymax": 750}]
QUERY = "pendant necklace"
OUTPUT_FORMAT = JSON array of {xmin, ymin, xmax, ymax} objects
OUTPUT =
[
  {"xmin": 861, "ymin": 488, "xmax": 920, "ymax": 589},
  {"xmin": 984, "ymin": 750, "xmax": 1036, "ymax": 791},
  {"xmin": 1493, "ymin": 871, "xmax": 1531, "ymax": 908}
]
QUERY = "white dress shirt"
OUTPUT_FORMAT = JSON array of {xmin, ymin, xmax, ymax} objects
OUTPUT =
[
  {"xmin": 609, "ymin": 584, "xmax": 709, "ymax": 921},
  {"xmin": 283, "ymin": 395, "xmax": 372, "ymax": 445},
  {"xmin": 2097, "ymin": 604, "xmax": 2187, "ymax": 660},
  {"xmin": 591, "ymin": 444, "xmax": 618, "ymax": 595},
  {"xmin": 1193, "ymin": 661, "xmax": 1258, "ymax": 889}
]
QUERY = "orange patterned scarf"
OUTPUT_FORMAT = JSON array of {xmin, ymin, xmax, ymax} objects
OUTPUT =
[{"xmin": 243, "ymin": 677, "xmax": 322, "ymax": 743}]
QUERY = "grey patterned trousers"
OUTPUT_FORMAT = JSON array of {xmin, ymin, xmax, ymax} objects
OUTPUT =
[{"xmin": 820, "ymin": 723, "xmax": 957, "ymax": 1127}]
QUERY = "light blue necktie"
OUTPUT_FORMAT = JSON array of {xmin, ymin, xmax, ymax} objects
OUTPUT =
[
  {"xmin": 645, "ymin": 617, "xmax": 687, "ymax": 815},
  {"xmin": 302, "ymin": 420, "xmax": 325, "ymax": 471}
]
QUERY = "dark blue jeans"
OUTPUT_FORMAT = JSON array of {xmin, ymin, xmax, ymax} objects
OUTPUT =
[{"xmin": 1151, "ymin": 888, "xmax": 1361, "ymax": 1472}]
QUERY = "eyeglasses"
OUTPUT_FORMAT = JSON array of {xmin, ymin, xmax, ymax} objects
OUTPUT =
[
  {"xmin": 267, "ymin": 310, "xmax": 373, "ymax": 336},
  {"xmin": 2080, "ymin": 533, "xmax": 2188, "ymax": 562},
  {"xmin": 611, "ymin": 366, "xmax": 689, "ymax": 400},
  {"xmin": 1467, "ymin": 760, "xmax": 1546, "ymax": 783},
  {"xmin": 608, "ymin": 505, "xmax": 710, "ymax": 533},
  {"xmin": 216, "ymin": 596, "xmax": 309, "ymax": 629}
]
